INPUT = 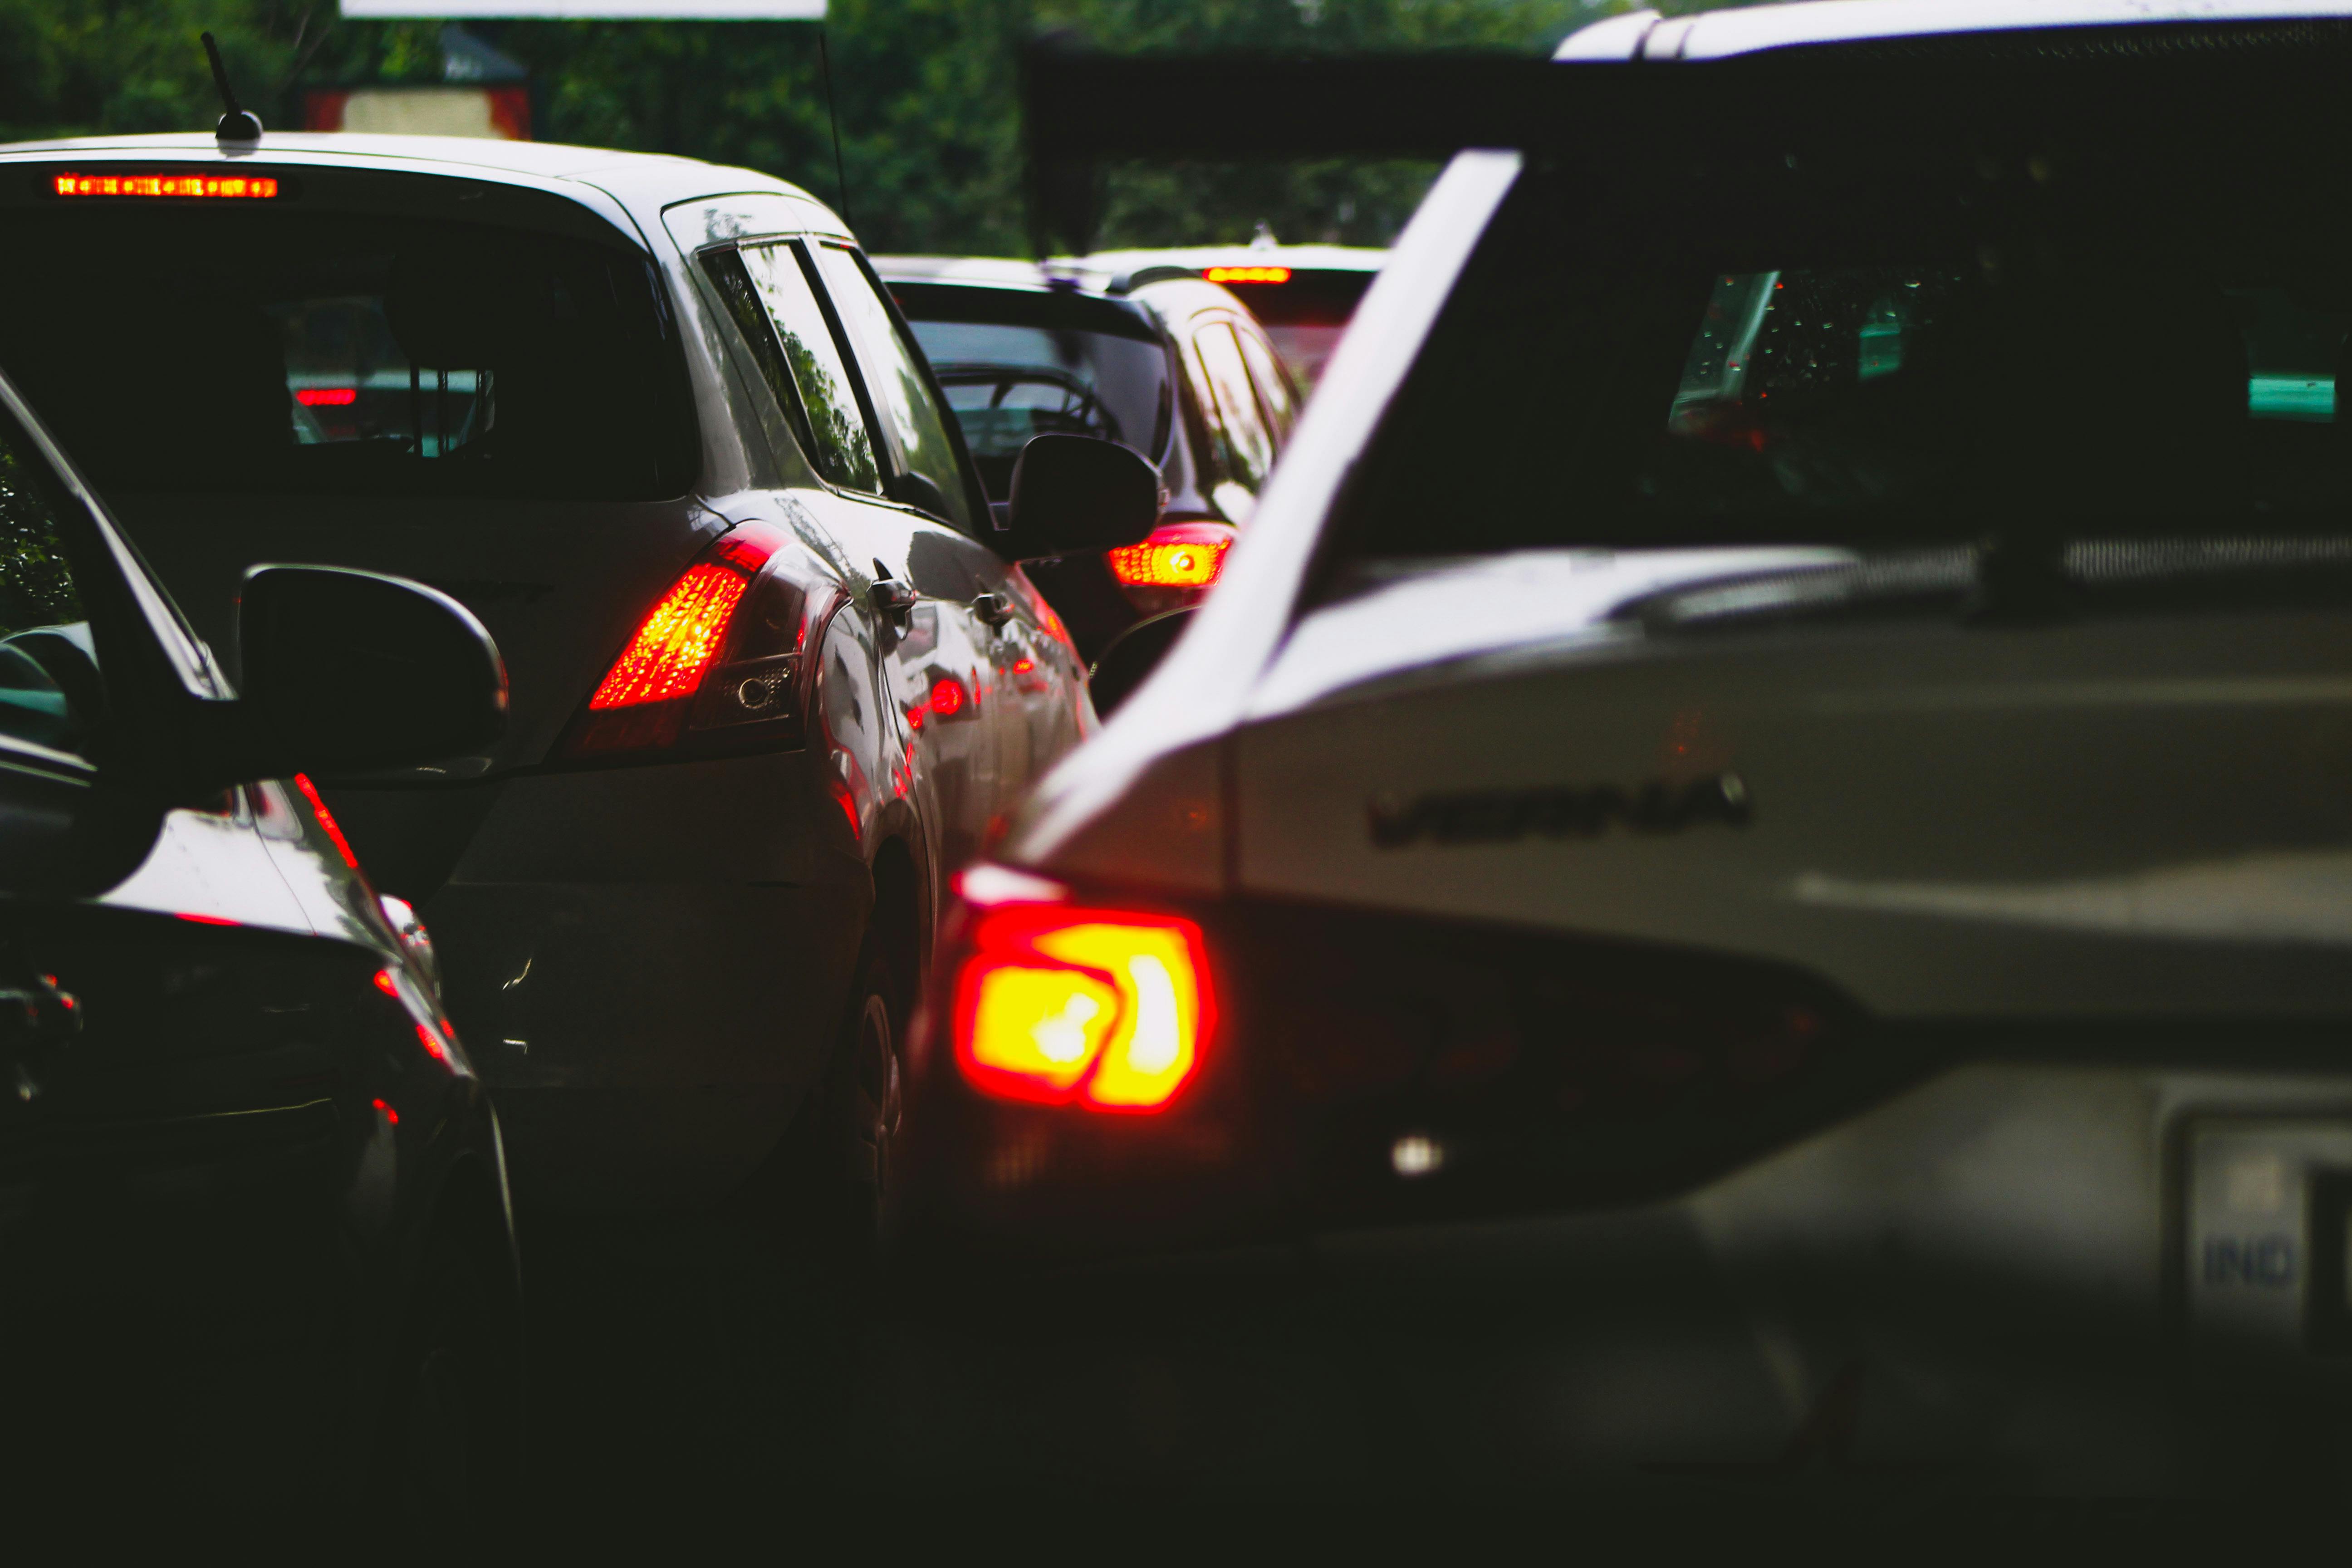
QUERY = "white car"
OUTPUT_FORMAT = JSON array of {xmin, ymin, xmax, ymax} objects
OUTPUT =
[
  {"xmin": 1078, "ymin": 242, "xmax": 1385, "ymax": 390},
  {"xmin": 0, "ymin": 133, "xmax": 1159, "ymax": 1220},
  {"xmin": 905, "ymin": 0, "xmax": 2352, "ymax": 1488}
]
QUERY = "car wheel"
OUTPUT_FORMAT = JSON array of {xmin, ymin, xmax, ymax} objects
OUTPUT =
[
  {"xmin": 382, "ymin": 1220, "xmax": 522, "ymax": 1539},
  {"xmin": 823, "ymin": 948, "xmax": 905, "ymax": 1255}
]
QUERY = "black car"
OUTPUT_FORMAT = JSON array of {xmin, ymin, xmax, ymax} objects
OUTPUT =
[
  {"xmin": 0, "ymin": 367, "xmax": 519, "ymax": 1521},
  {"xmin": 0, "ymin": 140, "xmax": 1137, "ymax": 1224},
  {"xmin": 877, "ymin": 257, "xmax": 1298, "ymax": 699}
]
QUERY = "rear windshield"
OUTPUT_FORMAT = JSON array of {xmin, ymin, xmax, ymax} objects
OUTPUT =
[
  {"xmin": 1216, "ymin": 270, "xmax": 1373, "ymax": 329},
  {"xmin": 1337, "ymin": 54, "xmax": 2352, "ymax": 569},
  {"xmin": 892, "ymin": 283, "xmax": 1171, "ymax": 499},
  {"xmin": 1227, "ymin": 270, "xmax": 1376, "ymax": 387},
  {"xmin": 0, "ymin": 209, "xmax": 697, "ymax": 502}
]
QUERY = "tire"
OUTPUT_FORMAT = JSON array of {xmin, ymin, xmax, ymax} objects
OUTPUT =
[
  {"xmin": 382, "ymin": 1218, "xmax": 524, "ymax": 1539},
  {"xmin": 820, "ymin": 946, "xmax": 906, "ymax": 1258}
]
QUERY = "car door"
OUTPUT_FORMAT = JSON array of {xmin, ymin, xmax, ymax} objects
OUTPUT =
[
  {"xmin": 799, "ymin": 240, "xmax": 1071, "ymax": 837},
  {"xmin": 0, "ymin": 393, "xmax": 382, "ymax": 1488},
  {"xmin": 701, "ymin": 234, "xmax": 1007, "ymax": 866}
]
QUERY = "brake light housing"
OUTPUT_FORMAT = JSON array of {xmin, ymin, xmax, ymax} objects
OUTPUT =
[
  {"xmin": 558, "ymin": 524, "xmax": 833, "ymax": 764},
  {"xmin": 49, "ymin": 171, "xmax": 281, "ymax": 199},
  {"xmin": 949, "ymin": 885, "xmax": 1215, "ymax": 1114},
  {"xmin": 1107, "ymin": 520, "xmax": 1236, "ymax": 615},
  {"xmin": 900, "ymin": 866, "xmax": 1871, "ymax": 1261}
]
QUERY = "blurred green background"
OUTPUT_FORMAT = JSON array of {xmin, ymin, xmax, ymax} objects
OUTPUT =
[{"xmin": 0, "ymin": 0, "xmax": 1631, "ymax": 253}]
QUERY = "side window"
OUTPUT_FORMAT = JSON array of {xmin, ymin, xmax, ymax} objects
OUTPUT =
[
  {"xmin": 0, "ymin": 415, "xmax": 100, "ymax": 759},
  {"xmin": 1234, "ymin": 324, "xmax": 1298, "ymax": 443},
  {"xmin": 806, "ymin": 245, "xmax": 977, "ymax": 532},
  {"xmin": 1192, "ymin": 321, "xmax": 1276, "ymax": 488},
  {"xmin": 727, "ymin": 241, "xmax": 881, "ymax": 494}
]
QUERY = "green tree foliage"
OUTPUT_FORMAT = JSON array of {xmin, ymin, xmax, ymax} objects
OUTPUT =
[{"xmin": 0, "ymin": 0, "xmax": 1615, "ymax": 253}]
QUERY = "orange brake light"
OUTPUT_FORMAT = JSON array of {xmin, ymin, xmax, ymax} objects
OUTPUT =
[
  {"xmin": 1204, "ymin": 265, "xmax": 1290, "ymax": 284},
  {"xmin": 589, "ymin": 563, "xmax": 752, "ymax": 710},
  {"xmin": 1107, "ymin": 525, "xmax": 1231, "ymax": 589},
  {"xmin": 51, "ymin": 172, "xmax": 279, "ymax": 199},
  {"xmin": 953, "ymin": 897, "xmax": 1214, "ymax": 1112}
]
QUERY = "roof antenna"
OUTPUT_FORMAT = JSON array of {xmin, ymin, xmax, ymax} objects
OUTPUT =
[
  {"xmin": 201, "ymin": 31, "xmax": 264, "ymax": 144},
  {"xmin": 815, "ymin": 26, "xmax": 853, "ymax": 232}
]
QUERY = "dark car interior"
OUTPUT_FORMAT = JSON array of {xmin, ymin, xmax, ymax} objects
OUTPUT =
[{"xmin": 0, "ymin": 211, "xmax": 698, "ymax": 502}]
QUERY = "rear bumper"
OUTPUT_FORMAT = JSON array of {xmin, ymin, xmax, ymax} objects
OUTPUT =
[
  {"xmin": 902, "ymin": 1045, "xmax": 2352, "ymax": 1492},
  {"xmin": 339, "ymin": 751, "xmax": 869, "ymax": 1207}
]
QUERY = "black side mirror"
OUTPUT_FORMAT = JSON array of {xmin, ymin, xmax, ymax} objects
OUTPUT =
[
  {"xmin": 1002, "ymin": 434, "xmax": 1161, "ymax": 559},
  {"xmin": 236, "ymin": 565, "xmax": 508, "ymax": 777}
]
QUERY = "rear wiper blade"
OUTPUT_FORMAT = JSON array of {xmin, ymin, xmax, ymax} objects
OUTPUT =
[
  {"xmin": 1619, "ymin": 549, "xmax": 1975, "ymax": 635},
  {"xmin": 1626, "ymin": 537, "xmax": 2352, "ymax": 637}
]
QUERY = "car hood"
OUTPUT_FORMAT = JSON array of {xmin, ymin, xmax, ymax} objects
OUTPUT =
[{"xmin": 1020, "ymin": 549, "xmax": 2352, "ymax": 1019}]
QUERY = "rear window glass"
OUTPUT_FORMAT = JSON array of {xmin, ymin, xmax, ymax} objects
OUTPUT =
[
  {"xmin": 0, "ymin": 210, "xmax": 696, "ymax": 502},
  {"xmin": 1217, "ymin": 269, "xmax": 1377, "ymax": 389},
  {"xmin": 1339, "ymin": 144, "xmax": 2352, "ymax": 564},
  {"xmin": 894, "ymin": 284, "xmax": 1172, "ymax": 500},
  {"xmin": 1336, "ymin": 60, "xmax": 2352, "ymax": 576}
]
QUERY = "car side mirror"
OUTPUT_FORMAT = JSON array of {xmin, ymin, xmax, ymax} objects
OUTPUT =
[
  {"xmin": 1001, "ymin": 434, "xmax": 1161, "ymax": 559},
  {"xmin": 235, "ymin": 565, "xmax": 508, "ymax": 777}
]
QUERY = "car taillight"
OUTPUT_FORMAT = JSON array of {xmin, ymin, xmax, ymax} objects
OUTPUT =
[
  {"xmin": 588, "ymin": 562, "xmax": 750, "ymax": 710},
  {"xmin": 950, "ymin": 882, "xmax": 1215, "ymax": 1113},
  {"xmin": 559, "ymin": 525, "xmax": 828, "ymax": 764},
  {"xmin": 1107, "ymin": 522, "xmax": 1232, "ymax": 590}
]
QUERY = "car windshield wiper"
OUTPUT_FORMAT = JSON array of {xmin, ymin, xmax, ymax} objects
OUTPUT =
[{"xmin": 1619, "ymin": 537, "xmax": 2352, "ymax": 637}]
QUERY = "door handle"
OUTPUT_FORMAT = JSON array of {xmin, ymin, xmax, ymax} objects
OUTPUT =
[{"xmin": 970, "ymin": 593, "xmax": 1013, "ymax": 628}]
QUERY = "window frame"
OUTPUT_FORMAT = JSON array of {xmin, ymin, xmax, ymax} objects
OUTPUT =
[
  {"xmin": 1231, "ymin": 318, "xmax": 1299, "ymax": 444},
  {"xmin": 713, "ymin": 237, "xmax": 887, "ymax": 496},
  {"xmin": 1191, "ymin": 318, "xmax": 1278, "ymax": 491},
  {"xmin": 803, "ymin": 242, "xmax": 991, "ymax": 535},
  {"xmin": 695, "ymin": 233, "xmax": 992, "ymax": 535}
]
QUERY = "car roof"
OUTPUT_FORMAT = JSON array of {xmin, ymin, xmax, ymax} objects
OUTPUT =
[
  {"xmin": 1083, "ymin": 243, "xmax": 1386, "ymax": 275},
  {"xmin": 871, "ymin": 255, "xmax": 1116, "ymax": 294},
  {"xmin": 1556, "ymin": 0, "xmax": 2352, "ymax": 60},
  {"xmin": 0, "ymin": 132, "xmax": 847, "ymax": 244},
  {"xmin": 874, "ymin": 253, "xmax": 1270, "ymax": 335}
]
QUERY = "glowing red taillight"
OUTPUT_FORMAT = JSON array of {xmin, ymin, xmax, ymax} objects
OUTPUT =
[
  {"xmin": 1107, "ymin": 527, "xmax": 1230, "ymax": 590},
  {"xmin": 294, "ymin": 772, "xmax": 363, "ymax": 873},
  {"xmin": 51, "ymin": 171, "xmax": 279, "ymax": 199},
  {"xmin": 951, "ymin": 884, "xmax": 1214, "ymax": 1113},
  {"xmin": 295, "ymin": 387, "xmax": 357, "ymax": 407},
  {"xmin": 590, "ymin": 562, "xmax": 754, "ymax": 710},
  {"xmin": 562, "ymin": 531, "xmax": 807, "ymax": 761}
]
